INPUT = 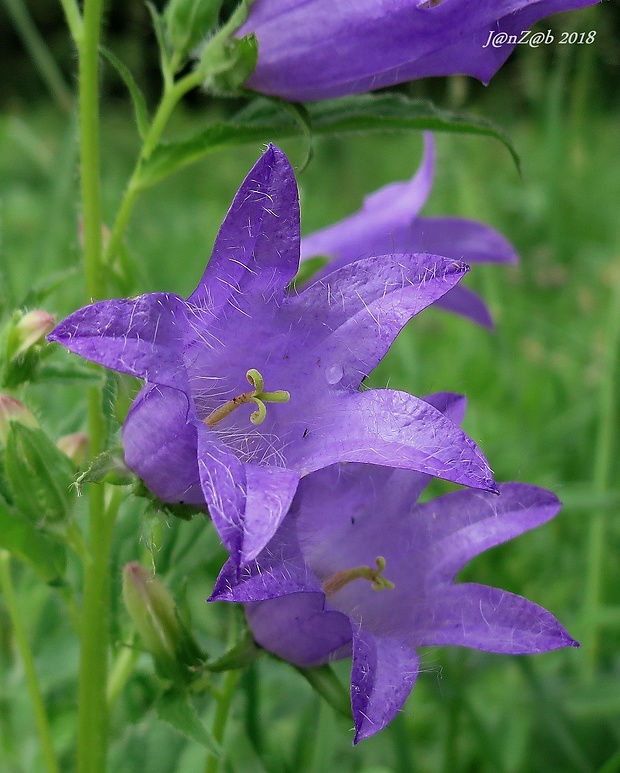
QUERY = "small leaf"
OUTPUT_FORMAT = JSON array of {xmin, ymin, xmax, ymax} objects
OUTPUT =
[
  {"xmin": 156, "ymin": 688, "xmax": 221, "ymax": 755},
  {"xmin": 5, "ymin": 424, "xmax": 76, "ymax": 524},
  {"xmin": 204, "ymin": 630, "xmax": 261, "ymax": 672},
  {"xmin": 0, "ymin": 497, "xmax": 66, "ymax": 583},
  {"xmin": 101, "ymin": 370, "xmax": 120, "ymax": 448},
  {"xmin": 296, "ymin": 664, "xmax": 351, "ymax": 720},
  {"xmin": 146, "ymin": 1, "xmax": 173, "ymax": 80},
  {"xmin": 100, "ymin": 47, "xmax": 150, "ymax": 139}
]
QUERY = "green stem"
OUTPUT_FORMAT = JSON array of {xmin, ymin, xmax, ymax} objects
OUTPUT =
[
  {"xmin": 0, "ymin": 551, "xmax": 60, "ymax": 773},
  {"xmin": 205, "ymin": 669, "xmax": 241, "ymax": 773},
  {"xmin": 3, "ymin": 0, "xmax": 73, "ymax": 113},
  {"xmin": 59, "ymin": 0, "xmax": 83, "ymax": 44},
  {"xmin": 582, "ymin": 270, "xmax": 620, "ymax": 682},
  {"xmin": 104, "ymin": 68, "xmax": 203, "ymax": 265}
]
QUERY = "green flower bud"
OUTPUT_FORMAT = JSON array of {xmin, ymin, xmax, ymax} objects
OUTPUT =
[
  {"xmin": 0, "ymin": 394, "xmax": 39, "ymax": 445},
  {"xmin": 122, "ymin": 562, "xmax": 204, "ymax": 682},
  {"xmin": 10, "ymin": 310, "xmax": 56, "ymax": 359}
]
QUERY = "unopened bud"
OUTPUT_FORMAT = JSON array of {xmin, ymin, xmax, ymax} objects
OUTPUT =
[
  {"xmin": 12, "ymin": 310, "xmax": 56, "ymax": 359},
  {"xmin": 56, "ymin": 432, "xmax": 89, "ymax": 467},
  {"xmin": 122, "ymin": 562, "xmax": 204, "ymax": 682},
  {"xmin": 0, "ymin": 393, "xmax": 38, "ymax": 444}
]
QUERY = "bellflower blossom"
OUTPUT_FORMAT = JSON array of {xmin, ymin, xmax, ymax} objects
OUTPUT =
[
  {"xmin": 302, "ymin": 133, "xmax": 518, "ymax": 328},
  {"xmin": 212, "ymin": 393, "xmax": 576, "ymax": 741},
  {"xmin": 49, "ymin": 146, "xmax": 496, "ymax": 565},
  {"xmin": 238, "ymin": 0, "xmax": 601, "ymax": 101}
]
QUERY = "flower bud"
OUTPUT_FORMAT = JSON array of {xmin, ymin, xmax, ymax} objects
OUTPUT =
[
  {"xmin": 56, "ymin": 432, "xmax": 89, "ymax": 467},
  {"xmin": 11, "ymin": 310, "xmax": 56, "ymax": 359},
  {"xmin": 0, "ymin": 393, "xmax": 39, "ymax": 445},
  {"xmin": 122, "ymin": 562, "xmax": 204, "ymax": 682}
]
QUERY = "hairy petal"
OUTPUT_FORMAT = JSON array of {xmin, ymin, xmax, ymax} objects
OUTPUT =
[
  {"xmin": 351, "ymin": 629, "xmax": 420, "ymax": 743},
  {"xmin": 189, "ymin": 145, "xmax": 300, "ymax": 312},
  {"xmin": 122, "ymin": 385, "xmax": 203, "ymax": 504},
  {"xmin": 418, "ymin": 584, "xmax": 578, "ymax": 654},
  {"xmin": 407, "ymin": 216, "xmax": 518, "ymax": 265},
  {"xmin": 48, "ymin": 294, "xmax": 190, "ymax": 390},
  {"xmin": 294, "ymin": 253, "xmax": 469, "ymax": 388},
  {"xmin": 293, "ymin": 389, "xmax": 496, "ymax": 492}
]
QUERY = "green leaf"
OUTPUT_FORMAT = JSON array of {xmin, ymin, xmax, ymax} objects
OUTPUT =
[
  {"xmin": 0, "ymin": 497, "xmax": 66, "ymax": 583},
  {"xmin": 164, "ymin": 0, "xmax": 222, "ymax": 66},
  {"xmin": 5, "ymin": 424, "xmax": 76, "ymax": 524},
  {"xmin": 146, "ymin": 1, "xmax": 173, "ymax": 80},
  {"xmin": 295, "ymin": 664, "xmax": 351, "ymax": 720},
  {"xmin": 203, "ymin": 630, "xmax": 261, "ymax": 673},
  {"xmin": 101, "ymin": 370, "xmax": 120, "ymax": 448},
  {"xmin": 100, "ymin": 47, "xmax": 150, "ymax": 140},
  {"xmin": 137, "ymin": 93, "xmax": 519, "ymax": 188},
  {"xmin": 156, "ymin": 688, "xmax": 221, "ymax": 755}
]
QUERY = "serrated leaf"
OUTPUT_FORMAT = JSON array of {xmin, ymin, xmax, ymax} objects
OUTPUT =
[
  {"xmin": 137, "ymin": 93, "xmax": 519, "ymax": 188},
  {"xmin": 296, "ymin": 664, "xmax": 351, "ymax": 720},
  {"xmin": 156, "ymin": 688, "xmax": 221, "ymax": 755},
  {"xmin": 0, "ymin": 497, "xmax": 66, "ymax": 583},
  {"xmin": 5, "ymin": 424, "xmax": 76, "ymax": 524},
  {"xmin": 100, "ymin": 47, "xmax": 150, "ymax": 139}
]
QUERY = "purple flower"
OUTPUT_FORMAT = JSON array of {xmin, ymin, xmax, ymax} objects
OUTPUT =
[
  {"xmin": 49, "ymin": 146, "xmax": 496, "ymax": 565},
  {"xmin": 212, "ymin": 397, "xmax": 576, "ymax": 741},
  {"xmin": 239, "ymin": 0, "xmax": 600, "ymax": 101},
  {"xmin": 302, "ymin": 133, "xmax": 517, "ymax": 328}
]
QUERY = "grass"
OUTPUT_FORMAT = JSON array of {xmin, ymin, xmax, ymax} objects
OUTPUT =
[{"xmin": 1, "ymin": 93, "xmax": 620, "ymax": 771}]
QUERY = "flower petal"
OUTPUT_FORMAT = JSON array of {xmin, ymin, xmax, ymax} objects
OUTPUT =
[
  {"xmin": 417, "ymin": 483, "xmax": 562, "ymax": 582},
  {"xmin": 407, "ymin": 216, "xmax": 518, "ymax": 265},
  {"xmin": 245, "ymin": 593, "xmax": 352, "ymax": 668},
  {"xmin": 433, "ymin": 285, "xmax": 494, "ymax": 328},
  {"xmin": 196, "ymin": 423, "xmax": 300, "ymax": 565},
  {"xmin": 240, "ymin": 0, "xmax": 599, "ymax": 100},
  {"xmin": 122, "ymin": 385, "xmax": 203, "ymax": 504},
  {"xmin": 48, "ymin": 294, "xmax": 190, "ymax": 390},
  {"xmin": 293, "ymin": 253, "xmax": 469, "ymax": 388},
  {"xmin": 189, "ymin": 145, "xmax": 300, "ymax": 313},
  {"xmin": 419, "ymin": 584, "xmax": 578, "ymax": 654},
  {"xmin": 300, "ymin": 133, "xmax": 435, "ymax": 271},
  {"xmin": 292, "ymin": 389, "xmax": 496, "ymax": 492},
  {"xmin": 351, "ymin": 629, "xmax": 419, "ymax": 743}
]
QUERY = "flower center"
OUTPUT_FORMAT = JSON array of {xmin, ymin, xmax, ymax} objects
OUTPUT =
[
  {"xmin": 203, "ymin": 368, "xmax": 290, "ymax": 428},
  {"xmin": 322, "ymin": 556, "xmax": 395, "ymax": 598}
]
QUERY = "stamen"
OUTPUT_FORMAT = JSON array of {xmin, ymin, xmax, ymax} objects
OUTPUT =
[
  {"xmin": 322, "ymin": 556, "xmax": 395, "ymax": 598},
  {"xmin": 204, "ymin": 368, "xmax": 290, "ymax": 428}
]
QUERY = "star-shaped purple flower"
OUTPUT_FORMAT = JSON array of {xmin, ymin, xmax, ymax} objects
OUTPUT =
[
  {"xmin": 211, "ymin": 394, "xmax": 576, "ymax": 741},
  {"xmin": 49, "ymin": 146, "xmax": 495, "ymax": 565},
  {"xmin": 239, "ymin": 0, "xmax": 601, "ymax": 101},
  {"xmin": 302, "ymin": 133, "xmax": 518, "ymax": 328}
]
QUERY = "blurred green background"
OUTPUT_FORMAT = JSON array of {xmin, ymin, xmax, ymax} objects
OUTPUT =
[{"xmin": 1, "ymin": 2, "xmax": 620, "ymax": 772}]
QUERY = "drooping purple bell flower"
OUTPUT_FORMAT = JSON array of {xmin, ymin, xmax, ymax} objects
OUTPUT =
[
  {"xmin": 49, "ymin": 146, "xmax": 496, "ymax": 565},
  {"xmin": 302, "ymin": 133, "xmax": 517, "ymax": 328},
  {"xmin": 212, "ymin": 396, "xmax": 576, "ymax": 741},
  {"xmin": 238, "ymin": 0, "xmax": 601, "ymax": 101}
]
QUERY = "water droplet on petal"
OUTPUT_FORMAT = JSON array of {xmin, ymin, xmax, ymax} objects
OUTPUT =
[{"xmin": 325, "ymin": 364, "xmax": 344, "ymax": 384}]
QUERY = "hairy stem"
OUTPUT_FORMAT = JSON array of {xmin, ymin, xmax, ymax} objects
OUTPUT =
[{"xmin": 0, "ymin": 551, "xmax": 60, "ymax": 773}]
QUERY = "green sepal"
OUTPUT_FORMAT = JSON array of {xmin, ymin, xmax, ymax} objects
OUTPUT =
[
  {"xmin": 203, "ymin": 33, "xmax": 258, "ymax": 96},
  {"xmin": 295, "ymin": 664, "xmax": 351, "ymax": 721},
  {"xmin": 100, "ymin": 46, "xmax": 150, "ymax": 139},
  {"xmin": 134, "ymin": 479, "xmax": 204, "ymax": 521},
  {"xmin": 4, "ymin": 424, "xmax": 76, "ymax": 524},
  {"xmin": 74, "ymin": 447, "xmax": 134, "ymax": 492},
  {"xmin": 164, "ymin": 0, "xmax": 223, "ymax": 68},
  {"xmin": 0, "ymin": 496, "xmax": 66, "ymax": 583},
  {"xmin": 156, "ymin": 688, "xmax": 221, "ymax": 755},
  {"xmin": 202, "ymin": 629, "xmax": 262, "ymax": 673}
]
